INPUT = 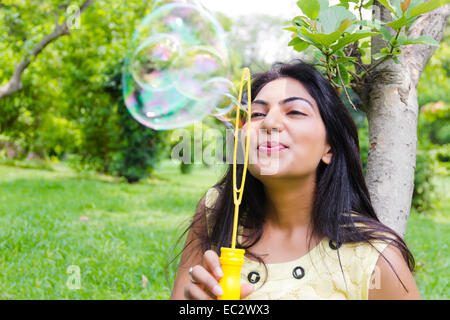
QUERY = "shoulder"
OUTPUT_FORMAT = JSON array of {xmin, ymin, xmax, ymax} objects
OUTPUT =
[
  {"xmin": 319, "ymin": 238, "xmax": 392, "ymax": 299},
  {"xmin": 205, "ymin": 187, "xmax": 220, "ymax": 210},
  {"xmin": 335, "ymin": 239, "xmax": 391, "ymax": 278},
  {"xmin": 368, "ymin": 244, "xmax": 421, "ymax": 299}
]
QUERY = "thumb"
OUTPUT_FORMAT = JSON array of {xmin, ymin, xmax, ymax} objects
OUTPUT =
[{"xmin": 240, "ymin": 282, "xmax": 254, "ymax": 299}]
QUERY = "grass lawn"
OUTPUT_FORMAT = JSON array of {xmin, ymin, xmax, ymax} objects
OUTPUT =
[
  {"xmin": 0, "ymin": 159, "xmax": 448, "ymax": 299},
  {"xmin": 0, "ymin": 159, "xmax": 227, "ymax": 299},
  {"xmin": 405, "ymin": 176, "xmax": 449, "ymax": 299}
]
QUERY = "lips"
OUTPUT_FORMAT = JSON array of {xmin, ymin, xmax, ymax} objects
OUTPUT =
[{"xmin": 258, "ymin": 141, "xmax": 288, "ymax": 153}]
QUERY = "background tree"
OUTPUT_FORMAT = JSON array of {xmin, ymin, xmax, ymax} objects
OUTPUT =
[
  {"xmin": 287, "ymin": 0, "xmax": 449, "ymax": 236},
  {"xmin": 0, "ymin": 0, "xmax": 172, "ymax": 181},
  {"xmin": 0, "ymin": 0, "xmax": 94, "ymax": 98}
]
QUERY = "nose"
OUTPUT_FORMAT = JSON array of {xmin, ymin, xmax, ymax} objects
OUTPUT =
[{"xmin": 261, "ymin": 107, "xmax": 283, "ymax": 134}]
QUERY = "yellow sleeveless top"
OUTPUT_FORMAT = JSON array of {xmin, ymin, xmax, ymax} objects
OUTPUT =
[{"xmin": 204, "ymin": 187, "xmax": 390, "ymax": 300}]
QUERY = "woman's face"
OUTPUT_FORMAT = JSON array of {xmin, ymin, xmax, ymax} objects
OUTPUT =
[{"xmin": 241, "ymin": 77, "xmax": 332, "ymax": 179}]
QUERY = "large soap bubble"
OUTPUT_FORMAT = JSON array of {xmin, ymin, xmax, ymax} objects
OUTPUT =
[{"xmin": 123, "ymin": 2, "xmax": 237, "ymax": 130}]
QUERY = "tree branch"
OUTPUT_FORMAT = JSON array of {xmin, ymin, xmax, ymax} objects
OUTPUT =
[
  {"xmin": 0, "ymin": 0, "xmax": 94, "ymax": 99},
  {"xmin": 403, "ymin": 4, "xmax": 450, "ymax": 87}
]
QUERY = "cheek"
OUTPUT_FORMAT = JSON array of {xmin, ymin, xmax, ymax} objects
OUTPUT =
[{"xmin": 290, "ymin": 121, "xmax": 327, "ymax": 160}]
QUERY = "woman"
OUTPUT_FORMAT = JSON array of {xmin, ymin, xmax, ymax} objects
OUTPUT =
[{"xmin": 170, "ymin": 61, "xmax": 420, "ymax": 300}]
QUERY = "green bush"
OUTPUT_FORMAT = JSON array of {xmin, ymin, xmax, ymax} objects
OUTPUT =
[
  {"xmin": 114, "ymin": 101, "xmax": 168, "ymax": 183},
  {"xmin": 76, "ymin": 95, "xmax": 122, "ymax": 174},
  {"xmin": 413, "ymin": 102, "xmax": 449, "ymax": 212},
  {"xmin": 38, "ymin": 114, "xmax": 82, "ymax": 158},
  {"xmin": 103, "ymin": 65, "xmax": 168, "ymax": 183},
  {"xmin": 413, "ymin": 146, "xmax": 438, "ymax": 212},
  {"xmin": 436, "ymin": 144, "xmax": 450, "ymax": 167}
]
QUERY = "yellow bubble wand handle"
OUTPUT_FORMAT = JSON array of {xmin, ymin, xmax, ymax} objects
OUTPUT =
[{"xmin": 217, "ymin": 68, "xmax": 251, "ymax": 300}]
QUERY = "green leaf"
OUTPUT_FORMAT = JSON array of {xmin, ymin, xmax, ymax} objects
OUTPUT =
[
  {"xmin": 392, "ymin": 0, "xmax": 404, "ymax": 16},
  {"xmin": 372, "ymin": 52, "xmax": 389, "ymax": 59},
  {"xmin": 409, "ymin": 0, "xmax": 446, "ymax": 18},
  {"xmin": 380, "ymin": 26, "xmax": 393, "ymax": 41},
  {"xmin": 300, "ymin": 28, "xmax": 342, "ymax": 47},
  {"xmin": 318, "ymin": 5, "xmax": 356, "ymax": 34},
  {"xmin": 318, "ymin": 0, "xmax": 330, "ymax": 10},
  {"xmin": 337, "ymin": 63, "xmax": 350, "ymax": 84},
  {"xmin": 292, "ymin": 16, "xmax": 312, "ymax": 29},
  {"xmin": 386, "ymin": 14, "xmax": 408, "ymax": 31},
  {"xmin": 338, "ymin": 18, "xmax": 354, "ymax": 33},
  {"xmin": 296, "ymin": 0, "xmax": 320, "ymax": 20},
  {"xmin": 294, "ymin": 40, "xmax": 310, "ymax": 52},
  {"xmin": 359, "ymin": 46, "xmax": 367, "ymax": 57},
  {"xmin": 406, "ymin": 15, "xmax": 419, "ymax": 26},
  {"xmin": 288, "ymin": 37, "xmax": 302, "ymax": 46},
  {"xmin": 403, "ymin": 35, "xmax": 440, "ymax": 46},
  {"xmin": 360, "ymin": 40, "xmax": 371, "ymax": 48},
  {"xmin": 377, "ymin": 0, "xmax": 397, "ymax": 16},
  {"xmin": 313, "ymin": 50, "xmax": 327, "ymax": 62},
  {"xmin": 396, "ymin": 35, "xmax": 408, "ymax": 46},
  {"xmin": 337, "ymin": 0, "xmax": 361, "ymax": 9},
  {"xmin": 296, "ymin": 28, "xmax": 324, "ymax": 49},
  {"xmin": 362, "ymin": 0, "xmax": 374, "ymax": 9},
  {"xmin": 336, "ymin": 55, "xmax": 358, "ymax": 64},
  {"xmin": 284, "ymin": 26, "xmax": 298, "ymax": 33},
  {"xmin": 338, "ymin": 0, "xmax": 350, "ymax": 9},
  {"xmin": 288, "ymin": 37, "xmax": 311, "ymax": 52},
  {"xmin": 335, "ymin": 49, "xmax": 345, "ymax": 57},
  {"xmin": 392, "ymin": 55, "xmax": 402, "ymax": 64},
  {"xmin": 330, "ymin": 31, "xmax": 379, "ymax": 51}
]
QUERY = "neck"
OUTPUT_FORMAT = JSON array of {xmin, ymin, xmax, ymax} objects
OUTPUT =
[{"xmin": 261, "ymin": 173, "xmax": 316, "ymax": 231}]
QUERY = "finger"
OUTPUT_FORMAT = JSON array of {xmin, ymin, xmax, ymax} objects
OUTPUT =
[
  {"xmin": 240, "ymin": 283, "xmax": 255, "ymax": 299},
  {"xmin": 191, "ymin": 265, "xmax": 223, "ymax": 297},
  {"xmin": 184, "ymin": 283, "xmax": 214, "ymax": 300},
  {"xmin": 202, "ymin": 250, "xmax": 223, "ymax": 280}
]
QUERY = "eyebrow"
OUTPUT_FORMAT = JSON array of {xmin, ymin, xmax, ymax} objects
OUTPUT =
[{"xmin": 252, "ymin": 96, "xmax": 315, "ymax": 111}]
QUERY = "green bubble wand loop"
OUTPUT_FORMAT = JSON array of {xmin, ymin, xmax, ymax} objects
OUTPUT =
[{"xmin": 217, "ymin": 67, "xmax": 251, "ymax": 300}]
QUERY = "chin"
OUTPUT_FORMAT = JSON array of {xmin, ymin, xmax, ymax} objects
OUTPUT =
[
  {"xmin": 249, "ymin": 160, "xmax": 315, "ymax": 180},
  {"xmin": 248, "ymin": 162, "xmax": 287, "ymax": 177}
]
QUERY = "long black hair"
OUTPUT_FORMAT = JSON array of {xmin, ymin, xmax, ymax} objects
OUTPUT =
[{"xmin": 177, "ymin": 60, "xmax": 414, "ymax": 290}]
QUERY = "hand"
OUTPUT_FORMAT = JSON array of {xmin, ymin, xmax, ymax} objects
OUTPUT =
[{"xmin": 184, "ymin": 250, "xmax": 254, "ymax": 300}]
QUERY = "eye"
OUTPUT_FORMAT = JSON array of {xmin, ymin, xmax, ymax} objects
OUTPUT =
[
  {"xmin": 288, "ymin": 110, "xmax": 306, "ymax": 116},
  {"xmin": 251, "ymin": 112, "xmax": 266, "ymax": 118}
]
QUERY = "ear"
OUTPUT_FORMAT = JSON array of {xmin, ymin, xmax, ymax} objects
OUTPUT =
[{"xmin": 321, "ymin": 144, "xmax": 333, "ymax": 165}]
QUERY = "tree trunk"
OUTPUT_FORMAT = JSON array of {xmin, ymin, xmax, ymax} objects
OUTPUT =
[
  {"xmin": 364, "ymin": 3, "xmax": 449, "ymax": 237},
  {"xmin": 365, "ymin": 59, "xmax": 418, "ymax": 237}
]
